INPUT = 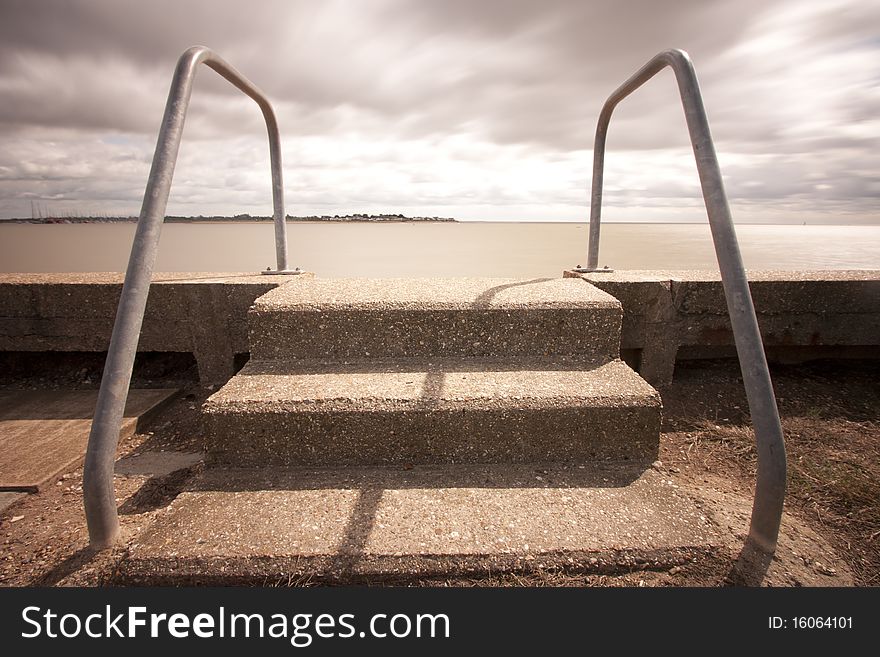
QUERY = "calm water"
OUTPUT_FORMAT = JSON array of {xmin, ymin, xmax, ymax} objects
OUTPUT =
[{"xmin": 0, "ymin": 222, "xmax": 877, "ymax": 276}]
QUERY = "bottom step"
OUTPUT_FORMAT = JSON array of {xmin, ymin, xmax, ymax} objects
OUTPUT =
[{"xmin": 118, "ymin": 464, "xmax": 722, "ymax": 585}]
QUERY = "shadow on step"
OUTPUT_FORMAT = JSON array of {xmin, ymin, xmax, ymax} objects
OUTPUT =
[
  {"xmin": 329, "ymin": 486, "xmax": 383, "ymax": 574},
  {"xmin": 186, "ymin": 462, "xmax": 650, "ymax": 493},
  {"xmin": 471, "ymin": 278, "xmax": 553, "ymax": 308}
]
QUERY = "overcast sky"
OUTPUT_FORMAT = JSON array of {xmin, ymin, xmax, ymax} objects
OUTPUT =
[{"xmin": 0, "ymin": 0, "xmax": 877, "ymax": 223}]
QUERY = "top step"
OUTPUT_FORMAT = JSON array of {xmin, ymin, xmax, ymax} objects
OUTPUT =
[{"xmin": 249, "ymin": 277, "xmax": 622, "ymax": 362}]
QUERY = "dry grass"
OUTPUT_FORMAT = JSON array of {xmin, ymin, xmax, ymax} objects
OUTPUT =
[{"xmin": 663, "ymin": 360, "xmax": 880, "ymax": 586}]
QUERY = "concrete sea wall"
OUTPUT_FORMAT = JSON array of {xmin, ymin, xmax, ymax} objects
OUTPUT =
[
  {"xmin": 565, "ymin": 270, "xmax": 880, "ymax": 383},
  {"xmin": 1, "ymin": 271, "xmax": 878, "ymax": 385},
  {"xmin": 0, "ymin": 273, "xmax": 284, "ymax": 383}
]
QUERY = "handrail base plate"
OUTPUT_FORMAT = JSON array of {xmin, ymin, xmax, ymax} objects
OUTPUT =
[{"xmin": 261, "ymin": 268, "xmax": 305, "ymax": 276}]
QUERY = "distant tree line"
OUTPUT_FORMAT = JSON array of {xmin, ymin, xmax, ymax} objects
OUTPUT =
[{"xmin": 2, "ymin": 213, "xmax": 457, "ymax": 224}]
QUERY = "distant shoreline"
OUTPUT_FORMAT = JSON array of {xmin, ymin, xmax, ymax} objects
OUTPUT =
[
  {"xmin": 1, "ymin": 214, "xmax": 457, "ymax": 224},
  {"xmin": 2, "ymin": 216, "xmax": 878, "ymax": 226}
]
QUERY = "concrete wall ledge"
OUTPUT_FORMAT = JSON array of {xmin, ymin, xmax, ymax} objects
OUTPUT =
[
  {"xmin": 1, "ymin": 271, "xmax": 877, "ymax": 387},
  {"xmin": 0, "ymin": 273, "xmax": 297, "ymax": 383},
  {"xmin": 565, "ymin": 269, "xmax": 880, "ymax": 385}
]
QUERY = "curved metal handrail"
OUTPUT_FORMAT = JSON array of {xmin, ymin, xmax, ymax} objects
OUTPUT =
[
  {"xmin": 576, "ymin": 49, "xmax": 787, "ymax": 553},
  {"xmin": 83, "ymin": 46, "xmax": 300, "ymax": 548}
]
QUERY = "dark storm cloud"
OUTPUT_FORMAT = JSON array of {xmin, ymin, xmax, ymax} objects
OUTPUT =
[
  {"xmin": 0, "ymin": 0, "xmax": 282, "ymax": 67},
  {"xmin": 0, "ymin": 0, "xmax": 766, "ymax": 146},
  {"xmin": 0, "ymin": 0, "xmax": 877, "ymax": 221},
  {"xmin": 0, "ymin": 0, "xmax": 856, "ymax": 149}
]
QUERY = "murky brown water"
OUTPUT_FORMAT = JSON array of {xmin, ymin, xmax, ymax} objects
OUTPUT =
[{"xmin": 1, "ymin": 222, "xmax": 877, "ymax": 276}]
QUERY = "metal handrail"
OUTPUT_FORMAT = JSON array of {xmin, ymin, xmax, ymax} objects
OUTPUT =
[
  {"xmin": 575, "ymin": 49, "xmax": 787, "ymax": 553},
  {"xmin": 83, "ymin": 46, "xmax": 300, "ymax": 548}
]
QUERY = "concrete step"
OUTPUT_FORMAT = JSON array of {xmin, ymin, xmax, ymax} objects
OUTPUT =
[
  {"xmin": 116, "ymin": 463, "xmax": 722, "ymax": 585},
  {"xmin": 203, "ymin": 359, "xmax": 660, "ymax": 466},
  {"xmin": 248, "ymin": 277, "xmax": 622, "ymax": 362}
]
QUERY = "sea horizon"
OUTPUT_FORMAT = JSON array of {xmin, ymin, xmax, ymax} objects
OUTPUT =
[{"xmin": 2, "ymin": 220, "xmax": 877, "ymax": 275}]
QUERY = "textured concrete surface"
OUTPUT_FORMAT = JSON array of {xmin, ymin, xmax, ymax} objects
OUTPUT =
[
  {"xmin": 203, "ymin": 359, "xmax": 660, "ymax": 465},
  {"xmin": 4, "ymin": 271, "xmax": 876, "ymax": 386},
  {"xmin": 0, "ymin": 388, "xmax": 177, "ymax": 491},
  {"xmin": 0, "ymin": 273, "xmax": 311, "ymax": 383},
  {"xmin": 115, "ymin": 451, "xmax": 204, "ymax": 477},
  {"xmin": 249, "ymin": 277, "xmax": 622, "ymax": 362},
  {"xmin": 257, "ymin": 276, "xmax": 621, "ymax": 310},
  {"xmin": 118, "ymin": 463, "xmax": 721, "ymax": 584},
  {"xmin": 563, "ymin": 274, "xmax": 677, "ymax": 384},
  {"xmin": 565, "ymin": 269, "xmax": 880, "ymax": 384}
]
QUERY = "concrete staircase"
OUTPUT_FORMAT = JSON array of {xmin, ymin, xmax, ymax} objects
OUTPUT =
[
  {"xmin": 204, "ymin": 278, "xmax": 659, "ymax": 465},
  {"xmin": 119, "ymin": 277, "xmax": 721, "ymax": 584}
]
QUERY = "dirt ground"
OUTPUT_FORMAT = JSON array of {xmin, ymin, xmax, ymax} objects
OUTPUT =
[{"xmin": 0, "ymin": 358, "xmax": 877, "ymax": 587}]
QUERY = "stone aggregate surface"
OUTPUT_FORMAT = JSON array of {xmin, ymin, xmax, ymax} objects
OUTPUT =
[{"xmin": 120, "ymin": 463, "xmax": 720, "ymax": 583}]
